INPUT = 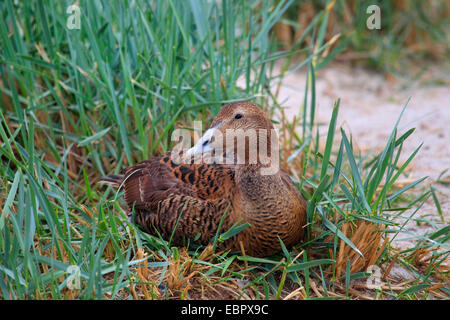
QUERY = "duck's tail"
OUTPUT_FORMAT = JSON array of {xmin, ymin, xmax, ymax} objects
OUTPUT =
[{"xmin": 99, "ymin": 174, "xmax": 124, "ymax": 188}]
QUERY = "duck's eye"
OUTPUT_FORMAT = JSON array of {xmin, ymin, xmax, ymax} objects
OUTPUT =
[{"xmin": 234, "ymin": 113, "xmax": 243, "ymax": 120}]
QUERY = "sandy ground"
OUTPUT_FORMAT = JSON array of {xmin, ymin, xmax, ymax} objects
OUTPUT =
[{"xmin": 274, "ymin": 62, "xmax": 449, "ymax": 254}]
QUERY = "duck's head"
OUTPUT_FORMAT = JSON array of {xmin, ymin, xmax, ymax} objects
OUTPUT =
[
  {"xmin": 209, "ymin": 101, "xmax": 274, "ymax": 132},
  {"xmin": 187, "ymin": 101, "xmax": 279, "ymax": 172}
]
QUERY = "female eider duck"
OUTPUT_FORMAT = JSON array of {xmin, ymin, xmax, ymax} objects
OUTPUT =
[{"xmin": 101, "ymin": 101, "xmax": 307, "ymax": 257}]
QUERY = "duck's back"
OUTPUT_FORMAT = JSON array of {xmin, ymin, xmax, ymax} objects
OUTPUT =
[{"xmin": 107, "ymin": 152, "xmax": 235, "ymax": 244}]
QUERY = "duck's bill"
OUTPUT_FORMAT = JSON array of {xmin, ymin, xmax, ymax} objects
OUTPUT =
[{"xmin": 186, "ymin": 124, "xmax": 220, "ymax": 157}]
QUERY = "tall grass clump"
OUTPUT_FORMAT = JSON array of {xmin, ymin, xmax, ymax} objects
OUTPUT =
[
  {"xmin": 274, "ymin": 0, "xmax": 449, "ymax": 74},
  {"xmin": 0, "ymin": 0, "xmax": 447, "ymax": 300}
]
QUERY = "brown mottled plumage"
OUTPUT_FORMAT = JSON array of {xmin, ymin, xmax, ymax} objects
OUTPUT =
[{"xmin": 101, "ymin": 101, "xmax": 307, "ymax": 257}]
